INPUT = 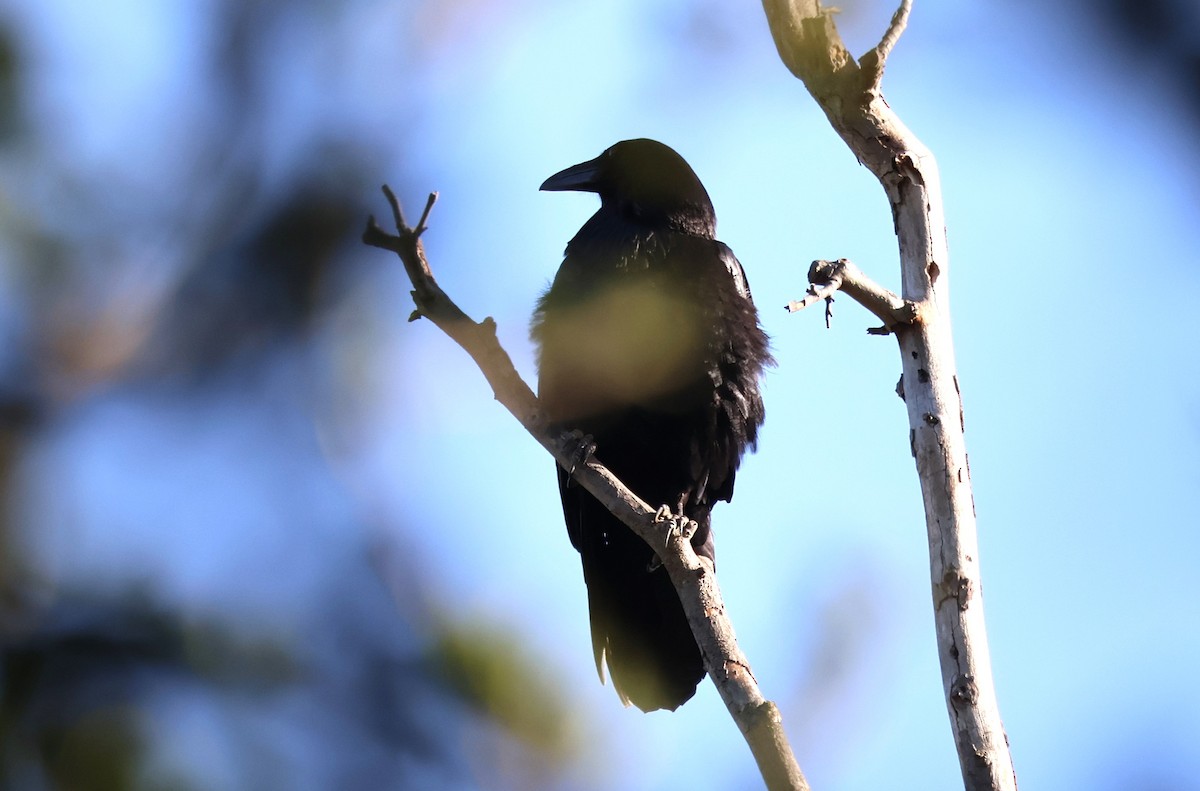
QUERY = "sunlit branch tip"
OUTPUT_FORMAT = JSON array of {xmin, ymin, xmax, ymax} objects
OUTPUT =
[
  {"xmin": 415, "ymin": 191, "xmax": 438, "ymax": 237},
  {"xmin": 876, "ymin": 0, "xmax": 913, "ymax": 65}
]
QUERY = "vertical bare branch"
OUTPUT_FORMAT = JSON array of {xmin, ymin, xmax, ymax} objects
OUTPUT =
[{"xmin": 761, "ymin": 2, "xmax": 1018, "ymax": 789}]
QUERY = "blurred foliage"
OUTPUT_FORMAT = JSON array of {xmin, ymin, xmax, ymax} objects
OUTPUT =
[
  {"xmin": 0, "ymin": 26, "xmax": 18, "ymax": 143},
  {"xmin": 1, "ymin": 600, "xmax": 180, "ymax": 790},
  {"xmin": 1091, "ymin": 0, "xmax": 1200, "ymax": 121},
  {"xmin": 430, "ymin": 618, "xmax": 583, "ymax": 765},
  {"xmin": 0, "ymin": 2, "xmax": 583, "ymax": 789}
]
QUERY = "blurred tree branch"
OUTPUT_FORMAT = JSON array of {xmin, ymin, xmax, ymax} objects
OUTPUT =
[
  {"xmin": 762, "ymin": 1, "xmax": 1017, "ymax": 789},
  {"xmin": 363, "ymin": 189, "xmax": 809, "ymax": 791}
]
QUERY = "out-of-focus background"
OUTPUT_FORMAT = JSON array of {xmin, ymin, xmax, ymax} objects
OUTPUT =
[{"xmin": 0, "ymin": 1, "xmax": 1197, "ymax": 789}]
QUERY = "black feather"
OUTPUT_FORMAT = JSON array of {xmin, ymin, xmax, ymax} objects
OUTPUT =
[{"xmin": 532, "ymin": 139, "xmax": 770, "ymax": 711}]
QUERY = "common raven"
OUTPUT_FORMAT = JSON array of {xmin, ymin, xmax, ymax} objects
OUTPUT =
[{"xmin": 533, "ymin": 139, "xmax": 770, "ymax": 711}]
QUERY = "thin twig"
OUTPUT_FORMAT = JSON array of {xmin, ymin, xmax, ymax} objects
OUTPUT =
[
  {"xmin": 784, "ymin": 274, "xmax": 843, "ymax": 314},
  {"xmin": 857, "ymin": 0, "xmax": 912, "ymax": 90},
  {"xmin": 876, "ymin": 0, "xmax": 912, "ymax": 64},
  {"xmin": 414, "ymin": 190, "xmax": 438, "ymax": 236},
  {"xmin": 384, "ymin": 184, "xmax": 405, "ymax": 230}
]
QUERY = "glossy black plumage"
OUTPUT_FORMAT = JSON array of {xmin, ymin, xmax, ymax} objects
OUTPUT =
[{"xmin": 533, "ymin": 139, "xmax": 770, "ymax": 712}]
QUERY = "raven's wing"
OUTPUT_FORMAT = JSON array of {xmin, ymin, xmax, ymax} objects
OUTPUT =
[{"xmin": 677, "ymin": 240, "xmax": 771, "ymax": 508}]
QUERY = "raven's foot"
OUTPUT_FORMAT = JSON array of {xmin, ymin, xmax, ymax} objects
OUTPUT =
[
  {"xmin": 648, "ymin": 506, "xmax": 697, "ymax": 571},
  {"xmin": 559, "ymin": 429, "xmax": 596, "ymax": 477}
]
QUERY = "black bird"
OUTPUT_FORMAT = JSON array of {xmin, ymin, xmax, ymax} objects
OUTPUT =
[{"xmin": 532, "ymin": 139, "xmax": 770, "ymax": 711}]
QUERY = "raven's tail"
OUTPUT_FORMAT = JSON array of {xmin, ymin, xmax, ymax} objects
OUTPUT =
[{"xmin": 580, "ymin": 510, "xmax": 710, "ymax": 712}]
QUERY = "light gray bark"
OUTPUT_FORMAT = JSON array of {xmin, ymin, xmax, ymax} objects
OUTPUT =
[{"xmin": 760, "ymin": 2, "xmax": 1017, "ymax": 789}]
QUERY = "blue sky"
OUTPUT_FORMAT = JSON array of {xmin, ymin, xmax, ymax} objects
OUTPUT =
[{"xmin": 4, "ymin": 1, "xmax": 1199, "ymax": 789}]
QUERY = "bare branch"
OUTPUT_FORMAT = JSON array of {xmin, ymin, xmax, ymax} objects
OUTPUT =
[
  {"xmin": 790, "ymin": 258, "xmax": 918, "ymax": 334},
  {"xmin": 762, "ymin": 2, "xmax": 1018, "ymax": 789},
  {"xmin": 784, "ymin": 269, "xmax": 842, "ymax": 315},
  {"xmin": 413, "ymin": 190, "xmax": 437, "ymax": 235},
  {"xmin": 858, "ymin": 0, "xmax": 913, "ymax": 89},
  {"xmin": 876, "ymin": 0, "xmax": 913, "ymax": 65},
  {"xmin": 363, "ymin": 192, "xmax": 809, "ymax": 791}
]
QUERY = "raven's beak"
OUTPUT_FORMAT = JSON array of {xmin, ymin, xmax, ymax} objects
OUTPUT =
[{"xmin": 540, "ymin": 155, "xmax": 603, "ymax": 192}]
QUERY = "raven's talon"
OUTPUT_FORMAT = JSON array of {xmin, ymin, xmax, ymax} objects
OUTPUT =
[
  {"xmin": 647, "ymin": 509, "xmax": 697, "ymax": 573},
  {"xmin": 669, "ymin": 517, "xmax": 698, "ymax": 548},
  {"xmin": 655, "ymin": 506, "xmax": 696, "ymax": 545},
  {"xmin": 656, "ymin": 506, "xmax": 682, "ymax": 542},
  {"xmin": 560, "ymin": 429, "xmax": 597, "ymax": 476}
]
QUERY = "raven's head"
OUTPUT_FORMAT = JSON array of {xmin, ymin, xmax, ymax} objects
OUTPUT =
[{"xmin": 541, "ymin": 139, "xmax": 716, "ymax": 238}]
